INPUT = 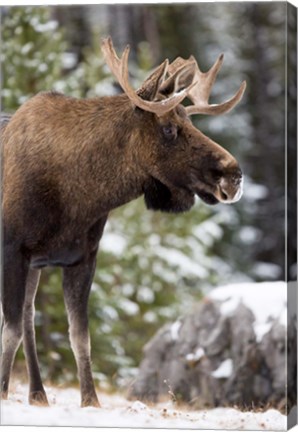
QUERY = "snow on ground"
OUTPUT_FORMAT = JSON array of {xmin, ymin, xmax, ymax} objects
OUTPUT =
[{"xmin": 1, "ymin": 383, "xmax": 286, "ymax": 430}]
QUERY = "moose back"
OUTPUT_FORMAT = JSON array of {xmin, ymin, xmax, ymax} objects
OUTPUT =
[{"xmin": 1, "ymin": 37, "xmax": 245, "ymax": 407}]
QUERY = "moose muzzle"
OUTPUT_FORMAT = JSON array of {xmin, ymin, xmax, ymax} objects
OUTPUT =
[{"xmin": 215, "ymin": 168, "xmax": 243, "ymax": 204}]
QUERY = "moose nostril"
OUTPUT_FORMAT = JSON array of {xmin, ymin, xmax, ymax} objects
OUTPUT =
[
  {"xmin": 219, "ymin": 178, "xmax": 231, "ymax": 199},
  {"xmin": 220, "ymin": 190, "xmax": 229, "ymax": 201}
]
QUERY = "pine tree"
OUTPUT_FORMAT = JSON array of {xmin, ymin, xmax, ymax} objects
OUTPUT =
[{"xmin": 1, "ymin": 6, "xmax": 66, "ymax": 111}]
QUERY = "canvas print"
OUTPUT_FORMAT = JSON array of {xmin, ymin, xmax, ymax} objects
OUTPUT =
[{"xmin": 0, "ymin": 1, "xmax": 297, "ymax": 430}]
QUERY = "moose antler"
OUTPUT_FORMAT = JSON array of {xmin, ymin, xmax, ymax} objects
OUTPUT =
[
  {"xmin": 167, "ymin": 54, "xmax": 246, "ymax": 116},
  {"xmin": 101, "ymin": 37, "xmax": 196, "ymax": 116}
]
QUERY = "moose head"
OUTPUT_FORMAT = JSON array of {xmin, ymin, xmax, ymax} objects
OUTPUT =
[{"xmin": 101, "ymin": 37, "xmax": 246, "ymax": 213}]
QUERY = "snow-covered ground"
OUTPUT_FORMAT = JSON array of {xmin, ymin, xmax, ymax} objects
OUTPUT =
[{"xmin": 1, "ymin": 382, "xmax": 287, "ymax": 430}]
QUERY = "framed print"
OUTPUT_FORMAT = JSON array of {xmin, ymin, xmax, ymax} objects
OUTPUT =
[{"xmin": 1, "ymin": 1, "xmax": 297, "ymax": 430}]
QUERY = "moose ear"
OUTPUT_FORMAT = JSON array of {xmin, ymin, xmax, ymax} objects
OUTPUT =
[
  {"xmin": 158, "ymin": 62, "xmax": 196, "ymax": 98},
  {"xmin": 137, "ymin": 60, "xmax": 169, "ymax": 101}
]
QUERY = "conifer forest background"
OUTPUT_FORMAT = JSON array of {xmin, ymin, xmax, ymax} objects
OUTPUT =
[{"xmin": 1, "ymin": 3, "xmax": 296, "ymax": 390}]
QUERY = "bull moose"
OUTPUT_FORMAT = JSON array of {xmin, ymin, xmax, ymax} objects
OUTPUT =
[{"xmin": 1, "ymin": 37, "xmax": 246, "ymax": 407}]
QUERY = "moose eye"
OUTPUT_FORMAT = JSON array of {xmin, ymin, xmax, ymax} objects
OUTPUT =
[{"xmin": 162, "ymin": 124, "xmax": 177, "ymax": 141}]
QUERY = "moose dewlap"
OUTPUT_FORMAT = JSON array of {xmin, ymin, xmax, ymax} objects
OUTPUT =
[{"xmin": 1, "ymin": 37, "xmax": 245, "ymax": 408}]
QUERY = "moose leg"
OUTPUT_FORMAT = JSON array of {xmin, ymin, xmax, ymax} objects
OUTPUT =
[
  {"xmin": 1, "ymin": 245, "xmax": 28, "ymax": 399},
  {"xmin": 23, "ymin": 268, "xmax": 49, "ymax": 406},
  {"xmin": 62, "ymin": 250, "xmax": 100, "ymax": 408}
]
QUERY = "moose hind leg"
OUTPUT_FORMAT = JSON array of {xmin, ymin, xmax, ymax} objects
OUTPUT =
[
  {"xmin": 23, "ymin": 268, "xmax": 49, "ymax": 406},
  {"xmin": 1, "ymin": 245, "xmax": 28, "ymax": 399},
  {"xmin": 63, "ymin": 250, "xmax": 100, "ymax": 408}
]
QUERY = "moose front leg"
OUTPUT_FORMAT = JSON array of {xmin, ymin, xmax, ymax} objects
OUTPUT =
[{"xmin": 62, "ymin": 250, "xmax": 100, "ymax": 408}]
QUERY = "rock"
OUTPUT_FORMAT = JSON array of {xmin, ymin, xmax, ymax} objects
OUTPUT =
[{"xmin": 128, "ymin": 283, "xmax": 295, "ymax": 413}]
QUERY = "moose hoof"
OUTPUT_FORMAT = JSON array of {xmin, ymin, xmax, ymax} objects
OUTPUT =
[
  {"xmin": 81, "ymin": 396, "xmax": 101, "ymax": 408},
  {"xmin": 1, "ymin": 391, "xmax": 8, "ymax": 400},
  {"xmin": 29, "ymin": 391, "xmax": 49, "ymax": 407}
]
